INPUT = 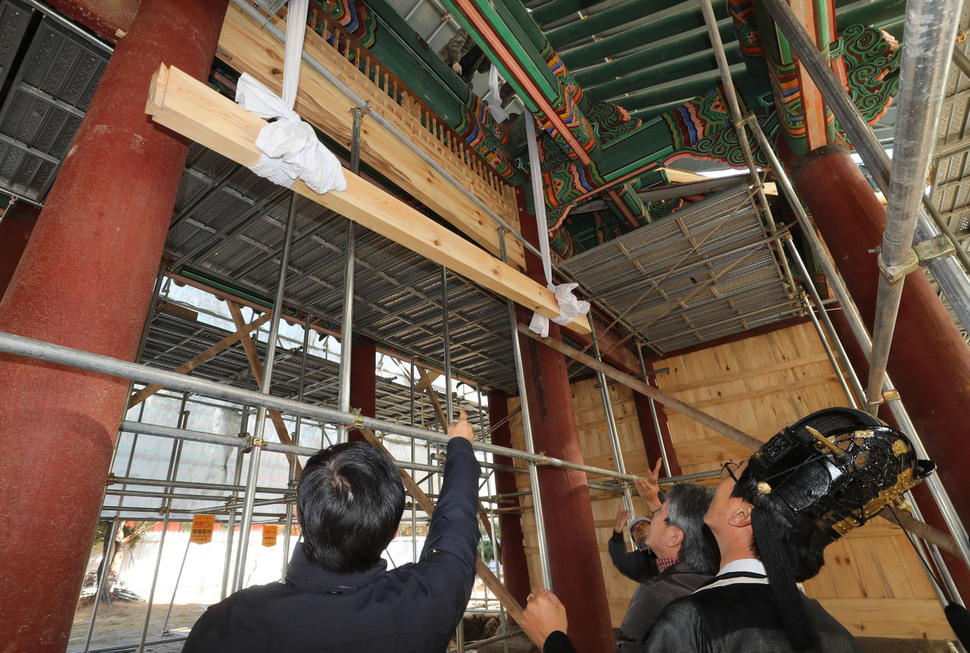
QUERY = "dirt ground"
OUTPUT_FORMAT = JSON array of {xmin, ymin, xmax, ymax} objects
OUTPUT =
[{"xmin": 68, "ymin": 600, "xmax": 206, "ymax": 653}]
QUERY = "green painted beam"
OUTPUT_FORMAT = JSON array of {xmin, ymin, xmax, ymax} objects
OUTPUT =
[
  {"xmin": 561, "ymin": 11, "xmax": 735, "ymax": 73},
  {"xmin": 572, "ymin": 21, "xmax": 736, "ymax": 88},
  {"xmin": 545, "ymin": 0, "xmax": 670, "ymax": 49},
  {"xmin": 611, "ymin": 66, "xmax": 743, "ymax": 114},
  {"xmin": 588, "ymin": 44, "xmax": 742, "ymax": 104}
]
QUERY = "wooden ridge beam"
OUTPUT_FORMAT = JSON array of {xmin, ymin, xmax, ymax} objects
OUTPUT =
[
  {"xmin": 145, "ymin": 64, "xmax": 589, "ymax": 334},
  {"xmin": 216, "ymin": 3, "xmax": 525, "ymax": 270}
]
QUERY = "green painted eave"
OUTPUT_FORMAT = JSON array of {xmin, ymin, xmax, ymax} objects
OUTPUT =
[{"xmin": 573, "ymin": 21, "xmax": 737, "ymax": 93}]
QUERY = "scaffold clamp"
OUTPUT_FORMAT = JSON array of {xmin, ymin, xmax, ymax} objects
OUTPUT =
[
  {"xmin": 352, "ymin": 408, "xmax": 364, "ymax": 428},
  {"xmin": 876, "ymin": 248, "xmax": 919, "ymax": 284}
]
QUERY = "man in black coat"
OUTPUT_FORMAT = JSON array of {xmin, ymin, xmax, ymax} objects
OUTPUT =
[{"xmin": 182, "ymin": 411, "xmax": 481, "ymax": 653}]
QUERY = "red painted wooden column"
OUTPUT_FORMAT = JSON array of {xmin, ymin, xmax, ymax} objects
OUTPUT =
[
  {"xmin": 348, "ymin": 334, "xmax": 376, "ymax": 442},
  {"xmin": 0, "ymin": 0, "xmax": 228, "ymax": 648},
  {"xmin": 0, "ymin": 200, "xmax": 40, "ymax": 299},
  {"xmin": 514, "ymin": 191, "xmax": 615, "ymax": 652},
  {"xmin": 487, "ymin": 389, "xmax": 531, "ymax": 605},
  {"xmin": 785, "ymin": 142, "xmax": 970, "ymax": 595}
]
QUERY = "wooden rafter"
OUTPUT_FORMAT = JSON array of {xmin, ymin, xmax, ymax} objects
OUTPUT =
[{"xmin": 144, "ymin": 64, "xmax": 590, "ymax": 335}]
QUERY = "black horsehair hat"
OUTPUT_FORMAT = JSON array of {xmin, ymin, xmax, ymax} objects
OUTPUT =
[{"xmin": 747, "ymin": 407, "xmax": 935, "ymax": 550}]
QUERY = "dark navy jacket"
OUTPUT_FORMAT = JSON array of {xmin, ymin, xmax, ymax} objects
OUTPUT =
[{"xmin": 182, "ymin": 438, "xmax": 481, "ymax": 653}]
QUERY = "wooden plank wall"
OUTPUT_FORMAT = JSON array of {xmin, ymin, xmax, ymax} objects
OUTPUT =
[{"xmin": 507, "ymin": 321, "xmax": 953, "ymax": 640}]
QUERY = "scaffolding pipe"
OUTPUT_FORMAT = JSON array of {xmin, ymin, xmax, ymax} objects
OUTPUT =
[
  {"xmin": 442, "ymin": 268, "xmax": 454, "ymax": 422},
  {"xmin": 744, "ymin": 118, "xmax": 970, "ymax": 588},
  {"xmin": 2, "ymin": 333, "xmax": 657, "ymax": 486},
  {"xmin": 635, "ymin": 344, "xmax": 671, "ymax": 478},
  {"xmin": 697, "ymin": 0, "xmax": 795, "ymax": 295},
  {"xmin": 798, "ymin": 291, "xmax": 858, "ymax": 408},
  {"xmin": 760, "ymin": 0, "xmax": 970, "ymax": 335},
  {"xmin": 160, "ymin": 538, "xmax": 192, "ymax": 634},
  {"xmin": 862, "ymin": 0, "xmax": 960, "ymax": 413},
  {"xmin": 117, "ymin": 420, "xmax": 456, "ymax": 475},
  {"xmin": 234, "ymin": 190, "xmax": 299, "ymax": 591},
  {"xmin": 136, "ymin": 394, "xmax": 187, "ymax": 653},
  {"xmin": 82, "ymin": 518, "xmax": 120, "ymax": 653},
  {"xmin": 337, "ymin": 109, "xmax": 363, "ymax": 443},
  {"xmin": 782, "ymin": 234, "xmax": 865, "ymax": 406},
  {"xmin": 283, "ymin": 316, "xmax": 311, "ymax": 577},
  {"xmin": 222, "ymin": 403, "xmax": 244, "ymax": 599},
  {"xmin": 500, "ymin": 231, "xmax": 553, "ymax": 589},
  {"xmin": 587, "ymin": 315, "xmax": 634, "ymax": 521}
]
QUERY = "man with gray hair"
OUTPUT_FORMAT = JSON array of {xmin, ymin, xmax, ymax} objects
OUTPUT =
[{"xmin": 611, "ymin": 481, "xmax": 718, "ymax": 652}]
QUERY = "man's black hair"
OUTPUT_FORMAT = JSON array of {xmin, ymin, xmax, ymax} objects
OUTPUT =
[
  {"xmin": 296, "ymin": 441, "xmax": 406, "ymax": 574},
  {"xmin": 663, "ymin": 482, "xmax": 719, "ymax": 576}
]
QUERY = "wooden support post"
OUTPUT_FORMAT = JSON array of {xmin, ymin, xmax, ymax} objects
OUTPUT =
[{"xmin": 145, "ymin": 64, "xmax": 589, "ymax": 335}]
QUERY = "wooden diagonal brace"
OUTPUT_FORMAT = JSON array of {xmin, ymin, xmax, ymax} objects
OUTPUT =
[
  {"xmin": 128, "ymin": 309, "xmax": 273, "ymax": 408},
  {"xmin": 359, "ymin": 427, "xmax": 524, "ymax": 622},
  {"xmin": 226, "ymin": 302, "xmax": 302, "ymax": 475}
]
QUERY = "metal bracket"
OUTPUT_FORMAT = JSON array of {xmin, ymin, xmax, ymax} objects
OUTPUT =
[
  {"xmin": 240, "ymin": 431, "xmax": 253, "ymax": 454},
  {"xmin": 867, "ymin": 388, "xmax": 901, "ymax": 407},
  {"xmin": 876, "ymin": 249, "xmax": 920, "ymax": 284},
  {"xmin": 913, "ymin": 235, "xmax": 956, "ymax": 263},
  {"xmin": 105, "ymin": 473, "xmax": 117, "ymax": 487},
  {"xmin": 351, "ymin": 408, "xmax": 364, "ymax": 428}
]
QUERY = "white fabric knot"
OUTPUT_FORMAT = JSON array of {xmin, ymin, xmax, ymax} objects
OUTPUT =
[
  {"xmin": 529, "ymin": 282, "xmax": 590, "ymax": 337},
  {"xmin": 235, "ymin": 73, "xmax": 347, "ymax": 194}
]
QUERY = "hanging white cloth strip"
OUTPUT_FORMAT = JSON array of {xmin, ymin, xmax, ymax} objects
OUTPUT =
[
  {"xmin": 524, "ymin": 114, "xmax": 590, "ymax": 336},
  {"xmin": 282, "ymin": 0, "xmax": 309, "ymax": 110},
  {"xmin": 235, "ymin": 73, "xmax": 347, "ymax": 194}
]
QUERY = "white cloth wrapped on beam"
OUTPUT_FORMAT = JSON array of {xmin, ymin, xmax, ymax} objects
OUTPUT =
[{"xmin": 235, "ymin": 73, "xmax": 347, "ymax": 194}]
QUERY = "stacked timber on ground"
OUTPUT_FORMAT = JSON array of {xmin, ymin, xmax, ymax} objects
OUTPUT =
[{"xmin": 510, "ymin": 321, "xmax": 954, "ymax": 641}]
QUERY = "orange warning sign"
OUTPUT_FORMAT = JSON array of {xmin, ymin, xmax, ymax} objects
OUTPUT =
[
  {"xmin": 262, "ymin": 524, "xmax": 279, "ymax": 547},
  {"xmin": 190, "ymin": 514, "xmax": 215, "ymax": 544}
]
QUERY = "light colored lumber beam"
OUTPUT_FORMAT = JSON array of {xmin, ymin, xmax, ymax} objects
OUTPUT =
[
  {"xmin": 517, "ymin": 323, "xmax": 763, "ymax": 450},
  {"xmin": 226, "ymin": 302, "xmax": 303, "ymax": 475},
  {"xmin": 359, "ymin": 426, "xmax": 524, "ymax": 622},
  {"xmin": 145, "ymin": 64, "xmax": 589, "ymax": 335},
  {"xmin": 876, "ymin": 509, "xmax": 961, "ymax": 558},
  {"xmin": 128, "ymin": 310, "xmax": 272, "ymax": 408},
  {"xmin": 216, "ymin": 4, "xmax": 525, "ymax": 270}
]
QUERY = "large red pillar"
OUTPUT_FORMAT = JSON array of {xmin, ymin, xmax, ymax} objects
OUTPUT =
[
  {"xmin": 348, "ymin": 334, "xmax": 376, "ymax": 442},
  {"xmin": 515, "ymin": 192, "xmax": 615, "ymax": 653},
  {"xmin": 487, "ymin": 389, "xmax": 531, "ymax": 606},
  {"xmin": 0, "ymin": 200, "xmax": 40, "ymax": 299},
  {"xmin": 786, "ymin": 143, "xmax": 970, "ymax": 595},
  {"xmin": 0, "ymin": 0, "xmax": 228, "ymax": 648}
]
